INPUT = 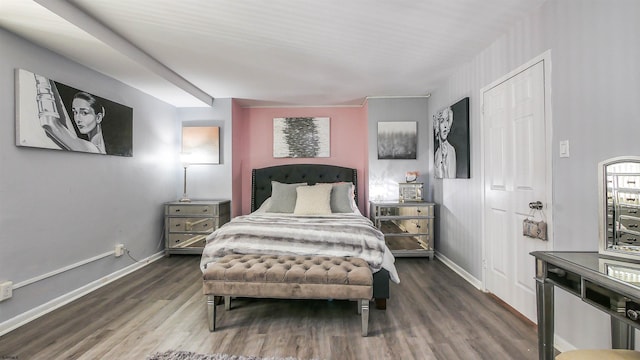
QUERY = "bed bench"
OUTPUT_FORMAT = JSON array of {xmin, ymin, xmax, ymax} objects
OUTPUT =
[{"xmin": 202, "ymin": 254, "xmax": 373, "ymax": 336}]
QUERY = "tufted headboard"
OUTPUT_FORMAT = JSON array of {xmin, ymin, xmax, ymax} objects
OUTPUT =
[{"xmin": 251, "ymin": 164, "xmax": 358, "ymax": 212}]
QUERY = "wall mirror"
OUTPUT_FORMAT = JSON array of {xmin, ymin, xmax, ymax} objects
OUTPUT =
[{"xmin": 599, "ymin": 156, "xmax": 640, "ymax": 259}]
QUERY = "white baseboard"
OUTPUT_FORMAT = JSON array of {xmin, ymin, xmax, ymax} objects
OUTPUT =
[
  {"xmin": 0, "ymin": 251, "xmax": 165, "ymax": 337},
  {"xmin": 435, "ymin": 251, "xmax": 483, "ymax": 290},
  {"xmin": 553, "ymin": 335, "xmax": 575, "ymax": 353}
]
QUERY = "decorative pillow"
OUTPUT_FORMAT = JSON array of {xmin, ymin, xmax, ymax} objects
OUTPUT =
[
  {"xmin": 330, "ymin": 182, "xmax": 356, "ymax": 213},
  {"xmin": 267, "ymin": 181, "xmax": 307, "ymax": 213},
  {"xmin": 293, "ymin": 184, "xmax": 333, "ymax": 215},
  {"xmin": 253, "ymin": 197, "xmax": 272, "ymax": 213}
]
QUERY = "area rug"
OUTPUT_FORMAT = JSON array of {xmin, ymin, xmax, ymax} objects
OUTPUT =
[{"xmin": 147, "ymin": 350, "xmax": 301, "ymax": 360}]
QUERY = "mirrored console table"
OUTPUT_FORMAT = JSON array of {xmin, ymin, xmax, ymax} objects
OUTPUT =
[{"xmin": 531, "ymin": 251, "xmax": 640, "ymax": 360}]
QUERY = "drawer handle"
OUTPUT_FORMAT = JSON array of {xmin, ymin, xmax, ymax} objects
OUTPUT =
[
  {"xmin": 417, "ymin": 209, "xmax": 422, "ymax": 213},
  {"xmin": 175, "ymin": 209, "xmax": 181, "ymax": 212},
  {"xmin": 629, "ymin": 210, "xmax": 638, "ymax": 214},
  {"xmin": 629, "ymin": 180, "xmax": 637, "ymax": 185},
  {"xmin": 627, "ymin": 198, "xmax": 637, "ymax": 202},
  {"xmin": 203, "ymin": 208, "xmax": 209, "ymax": 212},
  {"xmin": 629, "ymin": 224, "xmax": 639, "ymax": 228}
]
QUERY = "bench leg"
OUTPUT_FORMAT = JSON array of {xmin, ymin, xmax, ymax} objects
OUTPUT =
[
  {"xmin": 361, "ymin": 299, "xmax": 369, "ymax": 337},
  {"xmin": 224, "ymin": 296, "xmax": 231, "ymax": 311},
  {"xmin": 207, "ymin": 295, "xmax": 216, "ymax": 332}
]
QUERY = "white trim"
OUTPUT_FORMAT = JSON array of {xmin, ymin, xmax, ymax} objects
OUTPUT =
[
  {"xmin": 436, "ymin": 251, "xmax": 483, "ymax": 290},
  {"xmin": 0, "ymin": 251, "xmax": 165, "ymax": 337},
  {"xmin": 554, "ymin": 334, "xmax": 576, "ymax": 353},
  {"xmin": 479, "ymin": 49, "xmax": 554, "ymax": 295},
  {"xmin": 13, "ymin": 250, "xmax": 115, "ymax": 289}
]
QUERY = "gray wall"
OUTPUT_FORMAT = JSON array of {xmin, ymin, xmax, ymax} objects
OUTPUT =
[
  {"xmin": 176, "ymin": 105, "xmax": 234, "ymax": 212},
  {"xmin": 430, "ymin": 0, "xmax": 640, "ymax": 350},
  {"xmin": 367, "ymin": 97, "xmax": 430, "ymax": 210},
  {"xmin": 0, "ymin": 28, "xmax": 178, "ymax": 327}
]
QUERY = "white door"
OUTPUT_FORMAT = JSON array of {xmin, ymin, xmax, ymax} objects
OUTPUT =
[{"xmin": 482, "ymin": 57, "xmax": 552, "ymax": 322}]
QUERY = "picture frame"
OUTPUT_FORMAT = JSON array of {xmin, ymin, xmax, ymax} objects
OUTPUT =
[
  {"xmin": 15, "ymin": 68, "xmax": 133, "ymax": 157},
  {"xmin": 181, "ymin": 125, "xmax": 220, "ymax": 164},
  {"xmin": 273, "ymin": 117, "xmax": 330, "ymax": 158},
  {"xmin": 433, "ymin": 97, "xmax": 470, "ymax": 178},
  {"xmin": 377, "ymin": 121, "xmax": 417, "ymax": 159}
]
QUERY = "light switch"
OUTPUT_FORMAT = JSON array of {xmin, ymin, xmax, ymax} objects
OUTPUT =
[{"xmin": 559, "ymin": 140, "xmax": 570, "ymax": 158}]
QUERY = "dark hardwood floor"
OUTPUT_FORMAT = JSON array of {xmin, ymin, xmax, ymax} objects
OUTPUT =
[{"xmin": 0, "ymin": 256, "xmax": 539, "ymax": 360}]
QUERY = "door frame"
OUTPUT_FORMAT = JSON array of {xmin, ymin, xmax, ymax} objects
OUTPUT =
[{"xmin": 479, "ymin": 49, "xmax": 554, "ymax": 294}]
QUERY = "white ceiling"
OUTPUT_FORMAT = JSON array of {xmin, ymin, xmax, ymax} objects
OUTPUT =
[{"xmin": 0, "ymin": 0, "xmax": 546, "ymax": 107}]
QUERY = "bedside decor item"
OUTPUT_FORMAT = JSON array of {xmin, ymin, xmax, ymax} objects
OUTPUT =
[
  {"xmin": 179, "ymin": 153, "xmax": 192, "ymax": 202},
  {"xmin": 433, "ymin": 97, "xmax": 469, "ymax": 179},
  {"xmin": 405, "ymin": 171, "xmax": 419, "ymax": 182},
  {"xmin": 398, "ymin": 182, "xmax": 423, "ymax": 202},
  {"xmin": 15, "ymin": 69, "xmax": 133, "ymax": 156},
  {"xmin": 273, "ymin": 117, "xmax": 330, "ymax": 158},
  {"xmin": 377, "ymin": 121, "xmax": 417, "ymax": 159}
]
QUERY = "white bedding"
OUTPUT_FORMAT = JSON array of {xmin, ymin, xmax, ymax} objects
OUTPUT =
[{"xmin": 200, "ymin": 211, "xmax": 400, "ymax": 284}]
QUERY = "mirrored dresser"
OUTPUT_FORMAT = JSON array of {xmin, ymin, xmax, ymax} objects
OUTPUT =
[
  {"xmin": 369, "ymin": 200, "xmax": 435, "ymax": 259},
  {"xmin": 164, "ymin": 200, "xmax": 230, "ymax": 255}
]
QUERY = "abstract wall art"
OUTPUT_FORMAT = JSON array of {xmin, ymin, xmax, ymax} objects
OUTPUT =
[{"xmin": 273, "ymin": 117, "xmax": 330, "ymax": 158}]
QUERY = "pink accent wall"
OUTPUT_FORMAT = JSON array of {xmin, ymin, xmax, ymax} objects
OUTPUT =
[{"xmin": 232, "ymin": 104, "xmax": 368, "ymax": 215}]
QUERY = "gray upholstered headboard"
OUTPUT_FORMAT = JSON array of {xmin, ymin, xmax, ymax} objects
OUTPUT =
[{"xmin": 251, "ymin": 164, "xmax": 358, "ymax": 212}]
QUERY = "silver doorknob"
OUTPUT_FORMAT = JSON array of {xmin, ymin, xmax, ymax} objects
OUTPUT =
[{"xmin": 529, "ymin": 201, "xmax": 543, "ymax": 210}]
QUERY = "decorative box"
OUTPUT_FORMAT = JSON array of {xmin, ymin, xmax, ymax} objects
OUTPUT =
[{"xmin": 399, "ymin": 182, "xmax": 423, "ymax": 202}]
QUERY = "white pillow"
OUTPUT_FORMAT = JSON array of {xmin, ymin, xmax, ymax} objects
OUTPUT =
[{"xmin": 293, "ymin": 184, "xmax": 333, "ymax": 215}]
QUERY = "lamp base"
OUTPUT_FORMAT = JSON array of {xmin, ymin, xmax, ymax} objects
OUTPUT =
[{"xmin": 179, "ymin": 196, "xmax": 191, "ymax": 202}]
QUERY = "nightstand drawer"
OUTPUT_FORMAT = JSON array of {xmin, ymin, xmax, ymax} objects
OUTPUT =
[
  {"xmin": 167, "ymin": 233, "xmax": 208, "ymax": 248},
  {"xmin": 399, "ymin": 218, "xmax": 429, "ymax": 234},
  {"xmin": 399, "ymin": 206, "xmax": 432, "ymax": 217},
  {"xmin": 167, "ymin": 204, "xmax": 222, "ymax": 216},
  {"xmin": 164, "ymin": 200, "xmax": 231, "ymax": 255},
  {"xmin": 169, "ymin": 217, "xmax": 218, "ymax": 232}
]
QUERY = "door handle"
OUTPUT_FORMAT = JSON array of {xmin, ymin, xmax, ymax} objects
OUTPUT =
[{"xmin": 529, "ymin": 201, "xmax": 543, "ymax": 210}]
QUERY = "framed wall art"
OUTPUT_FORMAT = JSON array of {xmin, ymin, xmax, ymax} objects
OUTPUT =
[
  {"xmin": 15, "ymin": 69, "xmax": 133, "ymax": 157},
  {"xmin": 181, "ymin": 125, "xmax": 220, "ymax": 164},
  {"xmin": 433, "ymin": 97, "xmax": 470, "ymax": 179},
  {"xmin": 273, "ymin": 117, "xmax": 330, "ymax": 158},
  {"xmin": 377, "ymin": 121, "xmax": 417, "ymax": 159}
]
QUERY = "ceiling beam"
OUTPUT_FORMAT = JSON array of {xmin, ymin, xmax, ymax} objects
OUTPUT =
[{"xmin": 34, "ymin": 0, "xmax": 214, "ymax": 107}]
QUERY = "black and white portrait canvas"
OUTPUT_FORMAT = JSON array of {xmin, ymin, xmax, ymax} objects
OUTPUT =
[
  {"xmin": 433, "ymin": 97, "xmax": 470, "ymax": 179},
  {"xmin": 273, "ymin": 117, "xmax": 330, "ymax": 158},
  {"xmin": 15, "ymin": 69, "xmax": 133, "ymax": 157},
  {"xmin": 377, "ymin": 121, "xmax": 417, "ymax": 159}
]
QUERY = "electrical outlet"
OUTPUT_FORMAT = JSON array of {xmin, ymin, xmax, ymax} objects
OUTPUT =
[
  {"xmin": 0, "ymin": 281, "xmax": 13, "ymax": 301},
  {"xmin": 115, "ymin": 244, "xmax": 125, "ymax": 257}
]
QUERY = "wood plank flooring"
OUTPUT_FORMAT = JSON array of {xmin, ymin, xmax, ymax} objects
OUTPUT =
[{"xmin": 0, "ymin": 256, "xmax": 539, "ymax": 360}]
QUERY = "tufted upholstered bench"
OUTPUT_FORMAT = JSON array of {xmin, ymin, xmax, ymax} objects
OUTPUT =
[{"xmin": 202, "ymin": 254, "xmax": 373, "ymax": 336}]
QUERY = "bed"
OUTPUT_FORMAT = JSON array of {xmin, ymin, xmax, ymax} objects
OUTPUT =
[{"xmin": 200, "ymin": 164, "xmax": 398, "ymax": 312}]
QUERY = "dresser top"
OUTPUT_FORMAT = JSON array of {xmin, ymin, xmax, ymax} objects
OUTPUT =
[
  {"xmin": 165, "ymin": 199, "xmax": 230, "ymax": 205},
  {"xmin": 369, "ymin": 200, "xmax": 435, "ymax": 206}
]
